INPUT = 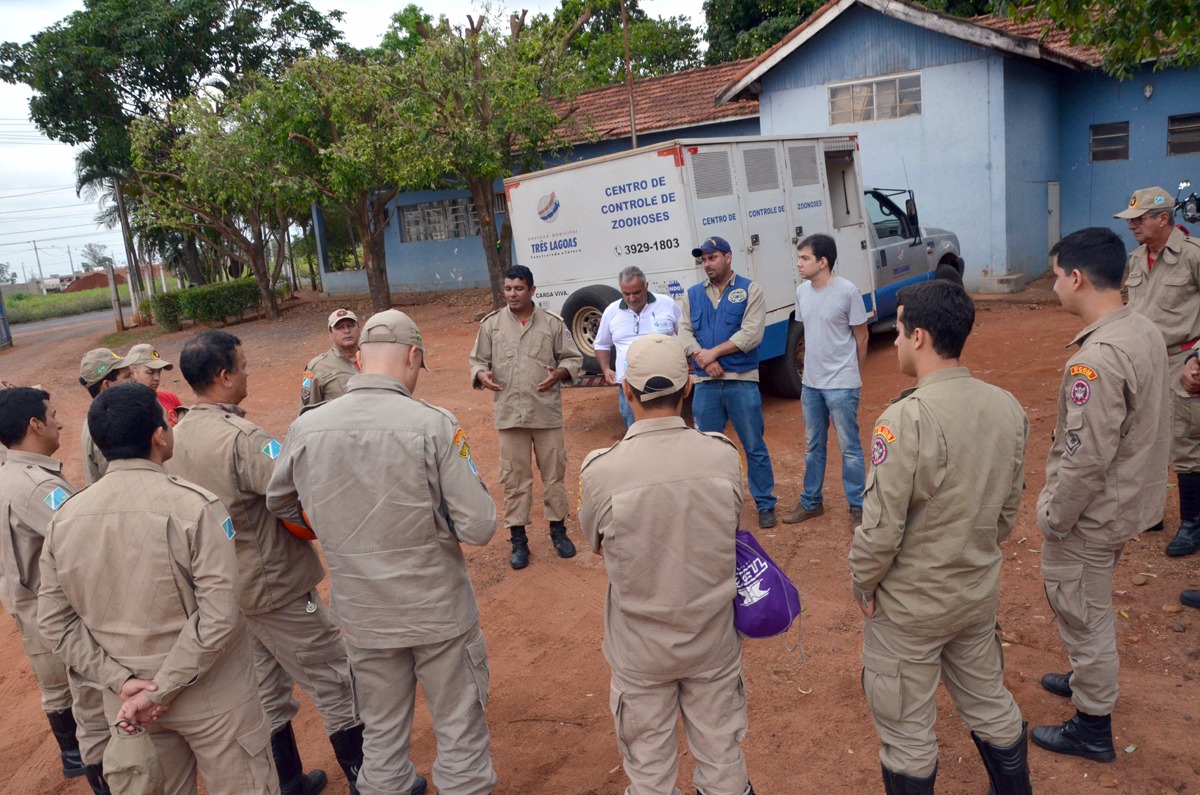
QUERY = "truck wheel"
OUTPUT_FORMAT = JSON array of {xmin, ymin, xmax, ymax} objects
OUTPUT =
[
  {"xmin": 562, "ymin": 285, "xmax": 621, "ymax": 374},
  {"xmin": 767, "ymin": 320, "xmax": 805, "ymax": 399},
  {"xmin": 936, "ymin": 262, "xmax": 963, "ymax": 285}
]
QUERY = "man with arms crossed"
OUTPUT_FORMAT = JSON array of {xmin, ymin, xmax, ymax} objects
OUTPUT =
[
  {"xmin": 851, "ymin": 281, "xmax": 1032, "ymax": 795},
  {"xmin": 581, "ymin": 334, "xmax": 754, "ymax": 795},
  {"xmin": 1032, "ymin": 227, "xmax": 1169, "ymax": 763},
  {"xmin": 783, "ymin": 233, "xmax": 868, "ymax": 527},
  {"xmin": 269, "ymin": 310, "xmax": 497, "ymax": 795},
  {"xmin": 594, "ymin": 266, "xmax": 682, "ymax": 428}
]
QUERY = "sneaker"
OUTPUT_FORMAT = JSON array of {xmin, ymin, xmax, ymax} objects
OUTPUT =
[
  {"xmin": 758, "ymin": 509, "xmax": 777, "ymax": 529},
  {"xmin": 849, "ymin": 506, "xmax": 863, "ymax": 525},
  {"xmin": 782, "ymin": 502, "xmax": 824, "ymax": 524},
  {"xmin": 549, "ymin": 522, "xmax": 576, "ymax": 558}
]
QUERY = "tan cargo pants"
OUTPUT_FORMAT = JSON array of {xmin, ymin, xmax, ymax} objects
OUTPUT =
[
  {"xmin": 609, "ymin": 652, "xmax": 749, "ymax": 795},
  {"xmin": 246, "ymin": 590, "xmax": 358, "ymax": 735},
  {"xmin": 1169, "ymin": 352, "xmax": 1200, "ymax": 470},
  {"xmin": 1040, "ymin": 532, "xmax": 1124, "ymax": 715},
  {"xmin": 861, "ymin": 613, "xmax": 1023, "ymax": 778},
  {"xmin": 497, "ymin": 427, "xmax": 568, "ymax": 527},
  {"xmin": 348, "ymin": 623, "xmax": 496, "ymax": 795}
]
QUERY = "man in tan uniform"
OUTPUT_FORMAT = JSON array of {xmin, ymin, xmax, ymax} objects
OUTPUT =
[
  {"xmin": 301, "ymin": 308, "xmax": 361, "ymax": 407},
  {"xmin": 0, "ymin": 387, "xmax": 109, "ymax": 793},
  {"xmin": 1032, "ymin": 227, "xmax": 1170, "ymax": 763},
  {"xmin": 78, "ymin": 347, "xmax": 135, "ymax": 484},
  {"xmin": 581, "ymin": 334, "xmax": 753, "ymax": 795},
  {"xmin": 850, "ymin": 280, "xmax": 1032, "ymax": 795},
  {"xmin": 1117, "ymin": 186, "xmax": 1200, "ymax": 557},
  {"xmin": 469, "ymin": 265, "xmax": 582, "ymax": 569},
  {"xmin": 169, "ymin": 329, "xmax": 362, "ymax": 795},
  {"xmin": 125, "ymin": 343, "xmax": 185, "ymax": 425},
  {"xmin": 1178, "ymin": 354, "xmax": 1200, "ymax": 609},
  {"xmin": 38, "ymin": 383, "xmax": 277, "ymax": 795},
  {"xmin": 269, "ymin": 310, "xmax": 496, "ymax": 795}
]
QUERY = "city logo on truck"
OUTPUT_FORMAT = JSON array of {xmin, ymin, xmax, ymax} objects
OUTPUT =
[{"xmin": 538, "ymin": 192, "xmax": 561, "ymax": 223}]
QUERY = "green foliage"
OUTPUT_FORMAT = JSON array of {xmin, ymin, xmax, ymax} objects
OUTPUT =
[
  {"xmin": 138, "ymin": 297, "xmax": 153, "ymax": 322},
  {"xmin": 378, "ymin": 4, "xmax": 436, "ymax": 57},
  {"xmin": 6, "ymin": 286, "xmax": 131, "ymax": 324},
  {"xmin": 999, "ymin": 0, "xmax": 1200, "ymax": 75},
  {"xmin": 177, "ymin": 280, "xmax": 263, "ymax": 326},
  {"xmin": 150, "ymin": 291, "xmax": 184, "ymax": 332}
]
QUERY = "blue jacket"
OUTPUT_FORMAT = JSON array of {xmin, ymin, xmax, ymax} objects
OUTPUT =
[{"xmin": 687, "ymin": 274, "xmax": 759, "ymax": 376}]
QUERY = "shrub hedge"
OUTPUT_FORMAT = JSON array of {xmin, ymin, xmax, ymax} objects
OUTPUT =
[
  {"xmin": 177, "ymin": 279, "xmax": 262, "ymax": 326},
  {"xmin": 150, "ymin": 292, "xmax": 184, "ymax": 332}
]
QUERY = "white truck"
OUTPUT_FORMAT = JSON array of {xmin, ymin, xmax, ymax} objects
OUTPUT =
[{"xmin": 503, "ymin": 134, "xmax": 964, "ymax": 397}]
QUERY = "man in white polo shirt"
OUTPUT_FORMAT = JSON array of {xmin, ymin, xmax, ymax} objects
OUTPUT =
[{"xmin": 594, "ymin": 266, "xmax": 682, "ymax": 428}]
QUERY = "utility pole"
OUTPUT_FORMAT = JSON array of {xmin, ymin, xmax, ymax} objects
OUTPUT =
[
  {"xmin": 31, "ymin": 242, "xmax": 46, "ymax": 293},
  {"xmin": 104, "ymin": 256, "xmax": 125, "ymax": 333},
  {"xmin": 621, "ymin": 0, "xmax": 638, "ymax": 149},
  {"xmin": 66, "ymin": 245, "xmax": 76, "ymax": 276}
]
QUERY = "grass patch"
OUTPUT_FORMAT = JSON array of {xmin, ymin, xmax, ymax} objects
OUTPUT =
[
  {"xmin": 6, "ymin": 286, "xmax": 131, "ymax": 324},
  {"xmin": 99, "ymin": 326, "xmax": 168, "ymax": 349}
]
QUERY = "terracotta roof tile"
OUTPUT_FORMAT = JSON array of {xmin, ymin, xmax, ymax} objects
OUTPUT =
[
  {"xmin": 556, "ymin": 59, "xmax": 759, "ymax": 143},
  {"xmin": 970, "ymin": 14, "xmax": 1103, "ymax": 68}
]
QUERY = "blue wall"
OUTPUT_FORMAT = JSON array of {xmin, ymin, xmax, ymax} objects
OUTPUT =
[
  {"xmin": 1058, "ymin": 64, "xmax": 1200, "ymax": 251},
  {"xmin": 1002, "ymin": 58, "xmax": 1061, "ymax": 281}
]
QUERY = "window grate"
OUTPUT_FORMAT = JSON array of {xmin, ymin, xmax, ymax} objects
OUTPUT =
[
  {"xmin": 1089, "ymin": 122, "xmax": 1129, "ymax": 162},
  {"xmin": 742, "ymin": 147, "xmax": 780, "ymax": 193},
  {"xmin": 691, "ymin": 151, "xmax": 735, "ymax": 200},
  {"xmin": 1168, "ymin": 113, "xmax": 1200, "ymax": 157},
  {"xmin": 788, "ymin": 145, "xmax": 819, "ymax": 187}
]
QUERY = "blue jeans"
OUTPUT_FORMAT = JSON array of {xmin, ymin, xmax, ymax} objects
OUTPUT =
[
  {"xmin": 801, "ymin": 386, "xmax": 865, "ymax": 510},
  {"xmin": 692, "ymin": 379, "xmax": 776, "ymax": 512},
  {"xmin": 617, "ymin": 384, "xmax": 636, "ymax": 429}
]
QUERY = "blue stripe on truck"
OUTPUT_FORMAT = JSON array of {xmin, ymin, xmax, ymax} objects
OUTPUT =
[{"xmin": 872, "ymin": 271, "xmax": 936, "ymax": 320}]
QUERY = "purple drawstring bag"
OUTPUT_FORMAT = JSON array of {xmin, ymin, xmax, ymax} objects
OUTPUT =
[{"xmin": 734, "ymin": 529, "xmax": 802, "ymax": 640}]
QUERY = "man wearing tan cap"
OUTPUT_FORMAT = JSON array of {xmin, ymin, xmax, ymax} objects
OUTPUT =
[
  {"xmin": 124, "ymin": 343, "xmax": 184, "ymax": 425},
  {"xmin": 77, "ymin": 348, "xmax": 135, "ymax": 484},
  {"xmin": 301, "ymin": 308, "xmax": 361, "ymax": 407},
  {"xmin": 1116, "ymin": 186, "xmax": 1200, "ymax": 557},
  {"xmin": 269, "ymin": 309, "xmax": 498, "ymax": 795},
  {"xmin": 580, "ymin": 334, "xmax": 754, "ymax": 795},
  {"xmin": 168, "ymin": 329, "xmax": 363, "ymax": 795}
]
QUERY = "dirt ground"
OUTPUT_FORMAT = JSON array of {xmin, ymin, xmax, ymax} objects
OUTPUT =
[{"xmin": 1, "ymin": 280, "xmax": 1197, "ymax": 795}]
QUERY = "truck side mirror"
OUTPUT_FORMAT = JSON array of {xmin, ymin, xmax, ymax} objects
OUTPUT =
[{"xmin": 905, "ymin": 198, "xmax": 919, "ymax": 232}]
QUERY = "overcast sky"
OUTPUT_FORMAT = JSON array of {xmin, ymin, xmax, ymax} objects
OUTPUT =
[{"xmin": 0, "ymin": 0, "xmax": 705, "ymax": 282}]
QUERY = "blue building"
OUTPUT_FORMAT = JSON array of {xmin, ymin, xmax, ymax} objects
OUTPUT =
[
  {"xmin": 715, "ymin": 0, "xmax": 1200, "ymax": 290},
  {"xmin": 322, "ymin": 60, "xmax": 760, "ymax": 296}
]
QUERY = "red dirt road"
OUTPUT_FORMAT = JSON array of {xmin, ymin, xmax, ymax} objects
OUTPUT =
[{"xmin": 1, "ymin": 285, "xmax": 1197, "ymax": 795}]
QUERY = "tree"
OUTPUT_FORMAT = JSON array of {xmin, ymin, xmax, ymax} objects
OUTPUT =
[
  {"xmin": 378, "ymin": 4, "xmax": 437, "ymax": 57},
  {"xmin": 397, "ymin": 9, "xmax": 592, "ymax": 307},
  {"xmin": 80, "ymin": 243, "xmax": 113, "ymax": 273},
  {"xmin": 998, "ymin": 0, "xmax": 1200, "ymax": 75},
  {"xmin": 0, "ymin": 262, "xmax": 16, "ymax": 284}
]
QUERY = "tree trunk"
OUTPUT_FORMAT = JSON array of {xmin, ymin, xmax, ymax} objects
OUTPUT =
[
  {"xmin": 113, "ymin": 181, "xmax": 145, "ymax": 322},
  {"xmin": 248, "ymin": 221, "xmax": 280, "ymax": 319},
  {"xmin": 181, "ymin": 234, "xmax": 205, "ymax": 285},
  {"xmin": 469, "ymin": 178, "xmax": 509, "ymax": 308},
  {"xmin": 355, "ymin": 195, "xmax": 392, "ymax": 313}
]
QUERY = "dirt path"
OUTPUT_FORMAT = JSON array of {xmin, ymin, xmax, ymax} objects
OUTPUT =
[{"xmin": 1, "ymin": 288, "xmax": 1196, "ymax": 795}]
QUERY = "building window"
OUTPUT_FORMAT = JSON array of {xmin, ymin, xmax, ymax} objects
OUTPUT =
[
  {"xmin": 829, "ymin": 74, "xmax": 921, "ymax": 125},
  {"xmin": 1168, "ymin": 113, "xmax": 1200, "ymax": 156},
  {"xmin": 1089, "ymin": 122, "xmax": 1129, "ymax": 162},
  {"xmin": 400, "ymin": 197, "xmax": 481, "ymax": 242}
]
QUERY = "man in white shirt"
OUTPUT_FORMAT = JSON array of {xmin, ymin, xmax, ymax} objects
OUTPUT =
[
  {"xmin": 783, "ymin": 233, "xmax": 869, "ymax": 527},
  {"xmin": 594, "ymin": 266, "xmax": 683, "ymax": 428}
]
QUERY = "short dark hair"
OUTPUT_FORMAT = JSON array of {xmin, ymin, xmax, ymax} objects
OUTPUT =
[
  {"xmin": 897, "ymin": 280, "xmax": 975, "ymax": 359},
  {"xmin": 1049, "ymin": 227, "xmax": 1126, "ymax": 290},
  {"xmin": 180, "ymin": 330, "xmax": 241, "ymax": 390},
  {"xmin": 504, "ymin": 265, "xmax": 534, "ymax": 288},
  {"xmin": 81, "ymin": 368, "xmax": 122, "ymax": 399},
  {"xmin": 88, "ymin": 383, "xmax": 167, "ymax": 461},
  {"xmin": 798, "ymin": 233, "xmax": 838, "ymax": 271},
  {"xmin": 0, "ymin": 387, "xmax": 51, "ymax": 447}
]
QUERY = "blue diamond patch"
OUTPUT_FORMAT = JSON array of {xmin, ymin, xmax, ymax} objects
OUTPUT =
[
  {"xmin": 221, "ymin": 517, "xmax": 236, "ymax": 540},
  {"xmin": 43, "ymin": 487, "xmax": 70, "ymax": 511},
  {"xmin": 262, "ymin": 439, "xmax": 282, "ymax": 460}
]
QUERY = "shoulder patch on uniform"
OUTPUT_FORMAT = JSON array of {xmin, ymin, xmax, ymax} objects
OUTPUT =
[
  {"xmin": 302, "ymin": 370, "xmax": 314, "ymax": 389},
  {"xmin": 871, "ymin": 436, "xmax": 888, "ymax": 466},
  {"xmin": 453, "ymin": 428, "xmax": 467, "ymax": 446},
  {"xmin": 261, "ymin": 439, "xmax": 282, "ymax": 460},
  {"xmin": 1070, "ymin": 379, "xmax": 1091, "ymax": 405},
  {"xmin": 43, "ymin": 487, "xmax": 70, "ymax": 511},
  {"xmin": 1068, "ymin": 364, "xmax": 1098, "ymax": 381},
  {"xmin": 727, "ymin": 288, "xmax": 748, "ymax": 303},
  {"xmin": 221, "ymin": 516, "xmax": 236, "ymax": 540},
  {"xmin": 873, "ymin": 424, "xmax": 896, "ymax": 443}
]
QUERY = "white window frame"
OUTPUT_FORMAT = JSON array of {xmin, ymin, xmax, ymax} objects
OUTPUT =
[{"xmin": 828, "ymin": 72, "xmax": 922, "ymax": 126}]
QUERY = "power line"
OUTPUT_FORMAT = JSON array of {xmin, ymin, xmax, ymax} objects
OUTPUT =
[
  {"xmin": 0, "ymin": 187, "xmax": 76, "ymax": 199},
  {"xmin": 0, "ymin": 222, "xmax": 103, "ymax": 237},
  {"xmin": 0, "ymin": 230, "xmax": 125, "ymax": 247},
  {"xmin": 0, "ymin": 204, "xmax": 100, "ymax": 215}
]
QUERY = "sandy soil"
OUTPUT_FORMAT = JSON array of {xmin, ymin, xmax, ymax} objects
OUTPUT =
[{"xmin": 1, "ymin": 281, "xmax": 1197, "ymax": 795}]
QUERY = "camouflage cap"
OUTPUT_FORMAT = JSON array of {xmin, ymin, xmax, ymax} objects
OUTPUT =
[
  {"xmin": 79, "ymin": 348, "xmax": 134, "ymax": 387},
  {"xmin": 1114, "ymin": 187, "xmax": 1175, "ymax": 219},
  {"xmin": 125, "ymin": 343, "xmax": 173, "ymax": 371}
]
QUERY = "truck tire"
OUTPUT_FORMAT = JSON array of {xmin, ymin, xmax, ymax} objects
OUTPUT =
[
  {"xmin": 936, "ymin": 262, "xmax": 963, "ymax": 285},
  {"xmin": 766, "ymin": 320, "xmax": 805, "ymax": 399},
  {"xmin": 562, "ymin": 285, "xmax": 621, "ymax": 374}
]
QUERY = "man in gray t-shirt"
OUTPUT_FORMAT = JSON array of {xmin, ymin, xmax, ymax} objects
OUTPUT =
[{"xmin": 783, "ymin": 233, "xmax": 869, "ymax": 527}]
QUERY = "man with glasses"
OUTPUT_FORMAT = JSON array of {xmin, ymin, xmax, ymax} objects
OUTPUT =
[
  {"xmin": 1117, "ymin": 187, "xmax": 1200, "ymax": 557},
  {"xmin": 594, "ymin": 266, "xmax": 682, "ymax": 428}
]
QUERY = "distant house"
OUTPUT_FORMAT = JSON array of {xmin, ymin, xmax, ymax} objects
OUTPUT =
[
  {"xmin": 321, "ymin": 61, "xmax": 761, "ymax": 296},
  {"xmin": 716, "ymin": 0, "xmax": 1200, "ymax": 289}
]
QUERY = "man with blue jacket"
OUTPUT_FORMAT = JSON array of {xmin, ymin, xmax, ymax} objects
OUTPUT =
[{"xmin": 679, "ymin": 236, "xmax": 778, "ymax": 528}]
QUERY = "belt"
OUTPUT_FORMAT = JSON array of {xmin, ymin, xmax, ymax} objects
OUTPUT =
[{"xmin": 1168, "ymin": 338, "xmax": 1200, "ymax": 356}]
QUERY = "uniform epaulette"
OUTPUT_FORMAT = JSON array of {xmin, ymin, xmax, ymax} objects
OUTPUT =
[
  {"xmin": 544, "ymin": 310, "xmax": 565, "ymax": 323},
  {"xmin": 700, "ymin": 430, "xmax": 740, "ymax": 450},
  {"xmin": 580, "ymin": 443, "xmax": 620, "ymax": 472},
  {"xmin": 298, "ymin": 400, "xmax": 328, "ymax": 416},
  {"xmin": 18, "ymin": 462, "xmax": 60, "ymax": 489},
  {"xmin": 305, "ymin": 351, "xmax": 331, "ymax": 370},
  {"xmin": 419, "ymin": 400, "xmax": 458, "ymax": 424},
  {"xmin": 479, "ymin": 308, "xmax": 501, "ymax": 323},
  {"xmin": 165, "ymin": 473, "xmax": 223, "ymax": 505},
  {"xmin": 219, "ymin": 411, "xmax": 263, "ymax": 437}
]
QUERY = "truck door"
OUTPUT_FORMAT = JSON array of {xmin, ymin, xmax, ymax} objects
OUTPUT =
[
  {"xmin": 821, "ymin": 142, "xmax": 874, "ymax": 319},
  {"xmin": 685, "ymin": 142, "xmax": 746, "ymax": 275},
  {"xmin": 732, "ymin": 141, "xmax": 794, "ymax": 317},
  {"xmin": 865, "ymin": 189, "xmax": 917, "ymax": 292}
]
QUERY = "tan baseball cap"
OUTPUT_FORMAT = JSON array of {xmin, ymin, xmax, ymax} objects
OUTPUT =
[
  {"xmin": 360, "ymin": 309, "xmax": 429, "ymax": 368},
  {"xmin": 327, "ymin": 308, "xmax": 358, "ymax": 330},
  {"xmin": 1114, "ymin": 187, "xmax": 1175, "ymax": 219},
  {"xmin": 125, "ymin": 343, "xmax": 173, "ymax": 370},
  {"xmin": 79, "ymin": 348, "xmax": 134, "ymax": 387},
  {"xmin": 624, "ymin": 334, "xmax": 689, "ymax": 402}
]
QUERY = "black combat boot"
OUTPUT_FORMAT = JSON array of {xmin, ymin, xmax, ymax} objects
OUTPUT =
[
  {"xmin": 881, "ymin": 763, "xmax": 936, "ymax": 794},
  {"xmin": 329, "ymin": 724, "xmax": 364, "ymax": 795},
  {"xmin": 549, "ymin": 520, "xmax": 576, "ymax": 558},
  {"xmin": 972, "ymin": 723, "xmax": 1033, "ymax": 795},
  {"xmin": 84, "ymin": 763, "xmax": 111, "ymax": 795},
  {"xmin": 1031, "ymin": 711, "xmax": 1115, "ymax": 762},
  {"xmin": 46, "ymin": 709, "xmax": 86, "ymax": 778},
  {"xmin": 1039, "ymin": 671, "xmax": 1073, "ymax": 698},
  {"xmin": 271, "ymin": 721, "xmax": 328, "ymax": 795},
  {"xmin": 1167, "ymin": 472, "xmax": 1200, "ymax": 556},
  {"xmin": 509, "ymin": 526, "xmax": 530, "ymax": 569}
]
